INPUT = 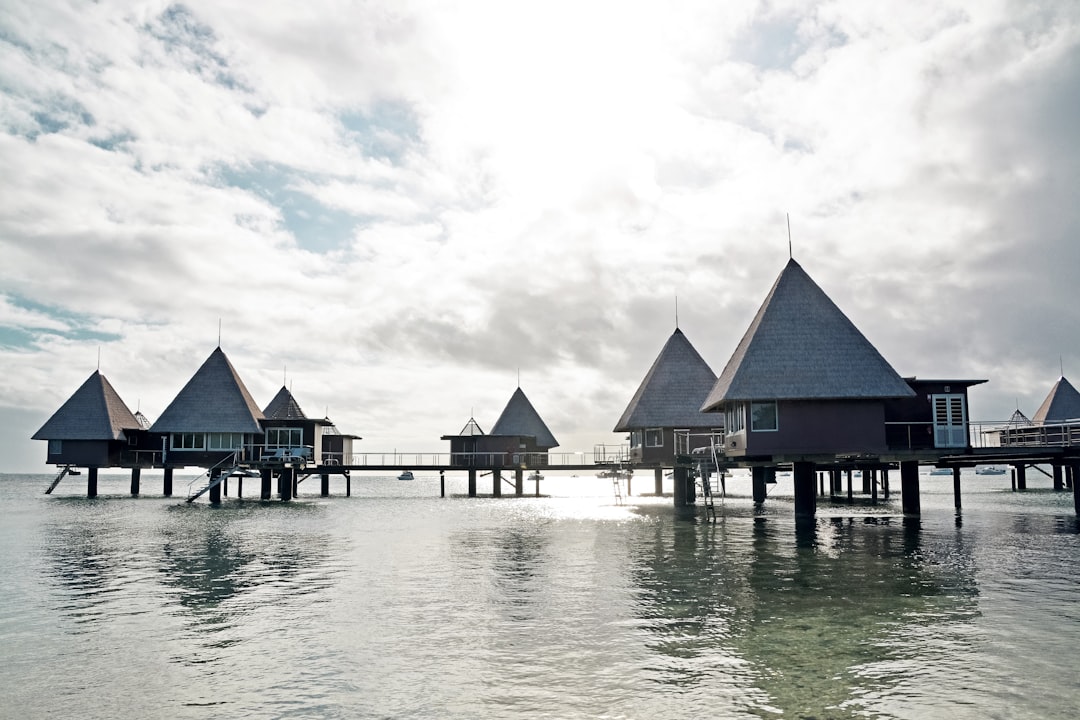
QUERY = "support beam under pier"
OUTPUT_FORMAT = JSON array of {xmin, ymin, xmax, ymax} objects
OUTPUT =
[
  {"xmin": 752, "ymin": 467, "xmax": 768, "ymax": 505},
  {"xmin": 673, "ymin": 466, "xmax": 689, "ymax": 507},
  {"xmin": 900, "ymin": 461, "xmax": 920, "ymax": 515},
  {"xmin": 261, "ymin": 469, "xmax": 272, "ymax": 500},
  {"xmin": 953, "ymin": 467, "xmax": 961, "ymax": 510},
  {"xmin": 87, "ymin": 467, "xmax": 98, "ymax": 499},
  {"xmin": 515, "ymin": 469, "xmax": 523, "ymax": 496},
  {"xmin": 468, "ymin": 469, "xmax": 477, "ymax": 498},
  {"xmin": 209, "ymin": 469, "xmax": 222, "ymax": 504},
  {"xmin": 655, "ymin": 467, "xmax": 663, "ymax": 495},
  {"xmin": 130, "ymin": 467, "xmax": 141, "ymax": 497},
  {"xmin": 321, "ymin": 473, "xmax": 330, "ymax": 498},
  {"xmin": 163, "ymin": 467, "xmax": 173, "ymax": 497},
  {"xmin": 793, "ymin": 462, "xmax": 816, "ymax": 517}
]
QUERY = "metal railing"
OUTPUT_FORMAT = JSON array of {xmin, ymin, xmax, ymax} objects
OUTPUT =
[
  {"xmin": 884, "ymin": 420, "xmax": 1080, "ymax": 451},
  {"xmin": 333, "ymin": 451, "xmax": 605, "ymax": 468}
]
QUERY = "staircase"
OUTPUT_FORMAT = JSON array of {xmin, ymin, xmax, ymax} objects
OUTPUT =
[
  {"xmin": 186, "ymin": 452, "xmax": 242, "ymax": 503},
  {"xmin": 44, "ymin": 465, "xmax": 78, "ymax": 494}
]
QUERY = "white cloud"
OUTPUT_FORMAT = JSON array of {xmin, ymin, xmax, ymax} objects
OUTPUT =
[{"xmin": 2, "ymin": 0, "xmax": 1079, "ymax": 472}]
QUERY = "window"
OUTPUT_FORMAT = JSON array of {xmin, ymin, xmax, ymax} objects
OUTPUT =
[
  {"xmin": 750, "ymin": 401, "xmax": 778, "ymax": 432},
  {"xmin": 725, "ymin": 403, "xmax": 746, "ymax": 434},
  {"xmin": 645, "ymin": 428, "xmax": 663, "ymax": 447},
  {"xmin": 630, "ymin": 431, "xmax": 642, "ymax": 448},
  {"xmin": 48, "ymin": 439, "xmax": 62, "ymax": 455},
  {"xmin": 265, "ymin": 427, "xmax": 303, "ymax": 448},
  {"xmin": 172, "ymin": 433, "xmax": 205, "ymax": 450},
  {"xmin": 208, "ymin": 433, "xmax": 243, "ymax": 450}
]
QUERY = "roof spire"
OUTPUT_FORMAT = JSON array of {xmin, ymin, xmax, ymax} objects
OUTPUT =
[
  {"xmin": 786, "ymin": 213, "xmax": 793, "ymax": 260},
  {"xmin": 217, "ymin": 318, "xmax": 222, "ymax": 348},
  {"xmin": 517, "ymin": 368, "xmax": 520, "ymax": 388},
  {"xmin": 675, "ymin": 296, "xmax": 679, "ymax": 329},
  {"xmin": 97, "ymin": 346, "xmax": 101, "ymax": 372}
]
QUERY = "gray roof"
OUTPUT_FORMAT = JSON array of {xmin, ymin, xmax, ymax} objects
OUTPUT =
[
  {"xmin": 263, "ymin": 386, "xmax": 307, "ymax": 420},
  {"xmin": 1032, "ymin": 376, "xmax": 1080, "ymax": 424},
  {"xmin": 490, "ymin": 387, "xmax": 559, "ymax": 449},
  {"xmin": 149, "ymin": 347, "xmax": 265, "ymax": 433},
  {"xmin": 702, "ymin": 259, "xmax": 915, "ymax": 409},
  {"xmin": 32, "ymin": 371, "xmax": 142, "ymax": 441},
  {"xmin": 458, "ymin": 417, "xmax": 485, "ymax": 436},
  {"xmin": 614, "ymin": 328, "xmax": 718, "ymax": 432}
]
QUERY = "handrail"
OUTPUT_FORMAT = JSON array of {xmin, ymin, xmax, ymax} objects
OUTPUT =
[{"xmin": 185, "ymin": 450, "xmax": 241, "ymax": 496}]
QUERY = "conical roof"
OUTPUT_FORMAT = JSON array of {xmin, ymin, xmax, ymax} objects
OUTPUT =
[
  {"xmin": 614, "ymin": 328, "xmax": 718, "ymax": 432},
  {"xmin": 1006, "ymin": 408, "xmax": 1033, "ymax": 428},
  {"xmin": 32, "ymin": 370, "xmax": 142, "ymax": 441},
  {"xmin": 702, "ymin": 259, "xmax": 915, "ymax": 410},
  {"xmin": 149, "ymin": 347, "xmax": 264, "ymax": 433},
  {"xmin": 1032, "ymin": 376, "xmax": 1080, "ymax": 424},
  {"xmin": 263, "ymin": 386, "xmax": 307, "ymax": 420},
  {"xmin": 490, "ymin": 387, "xmax": 558, "ymax": 449}
]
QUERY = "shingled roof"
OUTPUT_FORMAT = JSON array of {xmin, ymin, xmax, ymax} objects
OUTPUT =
[
  {"xmin": 614, "ymin": 328, "xmax": 718, "ymax": 432},
  {"xmin": 149, "ymin": 347, "xmax": 264, "ymax": 434},
  {"xmin": 1032, "ymin": 376, "xmax": 1080, "ymax": 424},
  {"xmin": 263, "ymin": 386, "xmax": 307, "ymax": 420},
  {"xmin": 32, "ymin": 370, "xmax": 142, "ymax": 441},
  {"xmin": 490, "ymin": 387, "xmax": 559, "ymax": 449},
  {"xmin": 702, "ymin": 258, "xmax": 915, "ymax": 409}
]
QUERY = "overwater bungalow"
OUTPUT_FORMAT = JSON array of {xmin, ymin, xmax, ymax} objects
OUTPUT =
[
  {"xmin": 614, "ymin": 326, "xmax": 721, "ymax": 466},
  {"xmin": 149, "ymin": 346, "xmax": 265, "ymax": 468},
  {"xmin": 32, "ymin": 370, "xmax": 146, "ymax": 469},
  {"xmin": 442, "ymin": 388, "xmax": 558, "ymax": 468}
]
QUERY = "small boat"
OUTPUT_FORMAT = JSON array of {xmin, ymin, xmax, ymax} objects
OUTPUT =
[
  {"xmin": 976, "ymin": 465, "xmax": 1007, "ymax": 475},
  {"xmin": 528, "ymin": 471, "xmax": 544, "ymax": 482},
  {"xmin": 929, "ymin": 467, "xmax": 953, "ymax": 476},
  {"xmin": 397, "ymin": 470, "xmax": 414, "ymax": 481}
]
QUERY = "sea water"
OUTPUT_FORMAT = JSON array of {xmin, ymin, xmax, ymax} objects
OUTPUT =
[{"xmin": 1, "ymin": 470, "xmax": 1078, "ymax": 719}]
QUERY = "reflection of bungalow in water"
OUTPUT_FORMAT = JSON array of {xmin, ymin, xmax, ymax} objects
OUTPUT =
[
  {"xmin": 614, "ymin": 327, "xmax": 720, "ymax": 465},
  {"xmin": 261, "ymin": 385, "xmax": 359, "ymax": 465},
  {"xmin": 149, "ymin": 347, "xmax": 265, "ymax": 468},
  {"xmin": 700, "ymin": 259, "xmax": 983, "ymax": 479},
  {"xmin": 442, "ymin": 388, "xmax": 559, "ymax": 467},
  {"xmin": 32, "ymin": 370, "xmax": 148, "ymax": 467}
]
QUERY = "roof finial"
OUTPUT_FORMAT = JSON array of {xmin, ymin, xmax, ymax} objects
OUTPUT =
[
  {"xmin": 786, "ymin": 213, "xmax": 793, "ymax": 260},
  {"xmin": 96, "ymin": 346, "xmax": 101, "ymax": 372},
  {"xmin": 517, "ymin": 368, "xmax": 520, "ymax": 388},
  {"xmin": 218, "ymin": 319, "xmax": 222, "ymax": 348},
  {"xmin": 283, "ymin": 364, "xmax": 287, "ymax": 387},
  {"xmin": 1061, "ymin": 356, "xmax": 1065, "ymax": 378},
  {"xmin": 675, "ymin": 296, "xmax": 679, "ymax": 329}
]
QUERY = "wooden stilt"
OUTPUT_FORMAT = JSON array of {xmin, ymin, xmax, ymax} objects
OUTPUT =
[
  {"xmin": 468, "ymin": 469, "xmax": 477, "ymax": 497},
  {"xmin": 223, "ymin": 478, "xmax": 228, "ymax": 497},
  {"xmin": 163, "ymin": 467, "xmax": 173, "ymax": 497},
  {"xmin": 1053, "ymin": 464, "xmax": 1063, "ymax": 491},
  {"xmin": 882, "ymin": 468, "xmax": 890, "ymax": 499},
  {"xmin": 1016, "ymin": 464, "xmax": 1027, "ymax": 491},
  {"xmin": 673, "ymin": 466, "xmax": 689, "ymax": 507},
  {"xmin": 280, "ymin": 468, "xmax": 293, "ymax": 501},
  {"xmin": 345, "ymin": 471, "xmax": 351, "ymax": 497},
  {"xmin": 320, "ymin": 473, "xmax": 330, "ymax": 498},
  {"xmin": 871, "ymin": 469, "xmax": 879, "ymax": 504},
  {"xmin": 1072, "ymin": 462, "xmax": 1080, "ymax": 516},
  {"xmin": 752, "ymin": 467, "xmax": 767, "ymax": 504},
  {"xmin": 261, "ymin": 468, "xmax": 272, "ymax": 500},
  {"xmin": 209, "ymin": 469, "xmax": 222, "ymax": 504},
  {"xmin": 440, "ymin": 470, "xmax": 445, "ymax": 498},
  {"xmin": 793, "ymin": 462, "xmax": 816, "ymax": 517},
  {"xmin": 952, "ymin": 467, "xmax": 961, "ymax": 510},
  {"xmin": 493, "ymin": 469, "xmax": 502, "ymax": 497},
  {"xmin": 847, "ymin": 469, "xmax": 853, "ymax": 503},
  {"xmin": 238, "ymin": 476, "xmax": 243, "ymax": 498},
  {"xmin": 862, "ymin": 469, "xmax": 872, "ymax": 494},
  {"xmin": 515, "ymin": 468, "xmax": 524, "ymax": 496},
  {"xmin": 900, "ymin": 461, "xmax": 920, "ymax": 515},
  {"xmin": 130, "ymin": 467, "xmax": 141, "ymax": 497},
  {"xmin": 87, "ymin": 467, "xmax": 98, "ymax": 498},
  {"xmin": 654, "ymin": 467, "xmax": 663, "ymax": 495}
]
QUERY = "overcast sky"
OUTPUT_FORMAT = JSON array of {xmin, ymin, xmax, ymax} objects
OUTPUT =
[{"xmin": 3, "ymin": 0, "xmax": 1078, "ymax": 473}]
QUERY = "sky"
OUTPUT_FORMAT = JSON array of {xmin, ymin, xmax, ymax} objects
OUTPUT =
[{"xmin": 2, "ymin": 0, "xmax": 1079, "ymax": 473}]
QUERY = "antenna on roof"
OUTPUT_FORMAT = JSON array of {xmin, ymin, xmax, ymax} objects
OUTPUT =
[
  {"xmin": 217, "ymin": 319, "xmax": 222, "ymax": 348},
  {"xmin": 97, "ymin": 346, "xmax": 101, "ymax": 372},
  {"xmin": 1061, "ymin": 356, "xmax": 1065, "ymax": 377},
  {"xmin": 786, "ymin": 213, "xmax": 793, "ymax": 259},
  {"xmin": 283, "ymin": 364, "xmax": 287, "ymax": 387},
  {"xmin": 675, "ymin": 296, "xmax": 679, "ymax": 329},
  {"xmin": 517, "ymin": 368, "xmax": 521, "ymax": 388}
]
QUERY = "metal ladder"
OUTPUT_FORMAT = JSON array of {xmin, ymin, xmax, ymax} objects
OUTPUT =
[
  {"xmin": 44, "ymin": 465, "xmax": 78, "ymax": 494},
  {"xmin": 186, "ymin": 452, "xmax": 242, "ymax": 503},
  {"xmin": 612, "ymin": 472, "xmax": 624, "ymax": 505}
]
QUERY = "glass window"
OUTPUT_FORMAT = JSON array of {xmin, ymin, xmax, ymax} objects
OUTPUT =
[
  {"xmin": 725, "ymin": 404, "xmax": 745, "ymax": 434},
  {"xmin": 172, "ymin": 433, "xmax": 205, "ymax": 450},
  {"xmin": 750, "ymin": 401, "xmax": 778, "ymax": 432},
  {"xmin": 48, "ymin": 439, "xmax": 62, "ymax": 455},
  {"xmin": 208, "ymin": 433, "xmax": 242, "ymax": 450},
  {"xmin": 630, "ymin": 431, "xmax": 642, "ymax": 448},
  {"xmin": 645, "ymin": 429, "xmax": 663, "ymax": 447},
  {"xmin": 266, "ymin": 427, "xmax": 303, "ymax": 447}
]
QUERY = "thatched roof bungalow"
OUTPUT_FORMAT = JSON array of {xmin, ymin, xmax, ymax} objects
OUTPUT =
[{"xmin": 614, "ymin": 327, "xmax": 720, "ymax": 464}]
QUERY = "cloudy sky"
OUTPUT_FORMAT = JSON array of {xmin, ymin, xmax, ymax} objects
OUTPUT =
[{"xmin": 3, "ymin": 0, "xmax": 1078, "ymax": 473}]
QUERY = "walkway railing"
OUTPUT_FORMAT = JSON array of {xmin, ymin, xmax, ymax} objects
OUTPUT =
[
  {"xmin": 884, "ymin": 420, "xmax": 1080, "ymax": 451},
  {"xmin": 334, "ymin": 451, "xmax": 604, "ymax": 468}
]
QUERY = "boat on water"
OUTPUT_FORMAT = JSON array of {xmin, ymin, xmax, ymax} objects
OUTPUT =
[
  {"xmin": 929, "ymin": 467, "xmax": 953, "ymax": 476},
  {"xmin": 397, "ymin": 470, "xmax": 415, "ymax": 481},
  {"xmin": 528, "ymin": 471, "xmax": 544, "ymax": 482},
  {"xmin": 976, "ymin": 465, "xmax": 1007, "ymax": 475}
]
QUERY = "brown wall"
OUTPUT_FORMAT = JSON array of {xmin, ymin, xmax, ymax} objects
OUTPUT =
[
  {"xmin": 46, "ymin": 440, "xmax": 115, "ymax": 467},
  {"xmin": 738, "ymin": 400, "xmax": 887, "ymax": 456}
]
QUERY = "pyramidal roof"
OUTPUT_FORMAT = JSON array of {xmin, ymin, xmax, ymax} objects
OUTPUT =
[
  {"xmin": 149, "ymin": 347, "xmax": 264, "ymax": 433},
  {"xmin": 702, "ymin": 259, "xmax": 915, "ymax": 409},
  {"xmin": 614, "ymin": 328, "xmax": 718, "ymax": 432},
  {"xmin": 458, "ymin": 417, "xmax": 484, "ymax": 436},
  {"xmin": 1032, "ymin": 376, "xmax": 1080, "ymax": 424},
  {"xmin": 1006, "ymin": 408, "xmax": 1033, "ymax": 428},
  {"xmin": 263, "ymin": 386, "xmax": 307, "ymax": 420},
  {"xmin": 32, "ymin": 370, "xmax": 142, "ymax": 441},
  {"xmin": 490, "ymin": 387, "xmax": 558, "ymax": 448}
]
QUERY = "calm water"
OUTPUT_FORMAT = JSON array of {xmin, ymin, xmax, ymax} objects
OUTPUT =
[{"xmin": 2, "ymin": 470, "xmax": 1079, "ymax": 719}]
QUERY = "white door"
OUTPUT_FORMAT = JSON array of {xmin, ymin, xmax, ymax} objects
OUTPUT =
[{"xmin": 932, "ymin": 394, "xmax": 968, "ymax": 448}]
